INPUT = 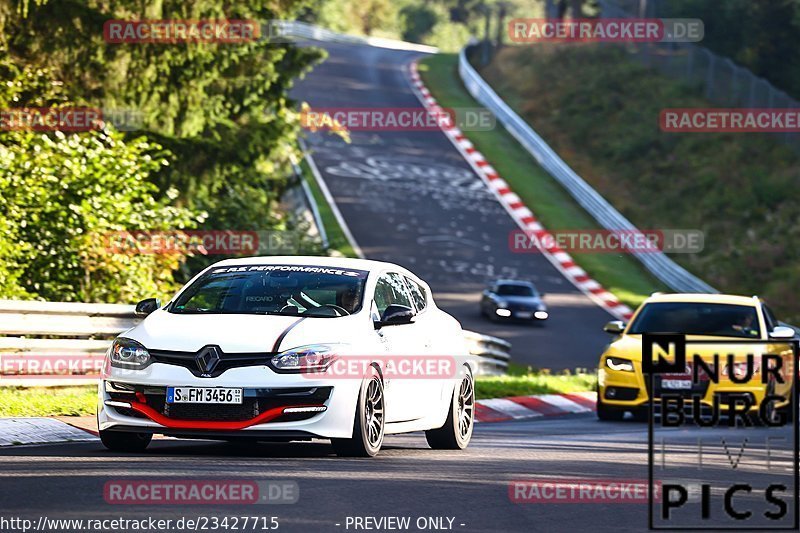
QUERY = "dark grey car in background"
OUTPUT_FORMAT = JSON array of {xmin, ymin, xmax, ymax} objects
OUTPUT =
[{"xmin": 480, "ymin": 280, "xmax": 548, "ymax": 324}]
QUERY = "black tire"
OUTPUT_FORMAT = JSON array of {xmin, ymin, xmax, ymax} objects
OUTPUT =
[
  {"xmin": 631, "ymin": 407, "xmax": 649, "ymax": 422},
  {"xmin": 331, "ymin": 371, "xmax": 385, "ymax": 457},
  {"xmin": 426, "ymin": 368, "xmax": 475, "ymax": 450},
  {"xmin": 751, "ymin": 381, "xmax": 781, "ymax": 426},
  {"xmin": 596, "ymin": 393, "xmax": 625, "ymax": 421},
  {"xmin": 777, "ymin": 384, "xmax": 795, "ymax": 420},
  {"xmin": 99, "ymin": 429, "xmax": 152, "ymax": 452}
]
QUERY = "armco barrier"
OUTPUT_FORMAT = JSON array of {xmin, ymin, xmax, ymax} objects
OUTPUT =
[
  {"xmin": 274, "ymin": 20, "xmax": 438, "ymax": 54},
  {"xmin": 0, "ymin": 300, "xmax": 138, "ymax": 386},
  {"xmin": 458, "ymin": 42, "xmax": 716, "ymax": 294},
  {"xmin": 463, "ymin": 331, "xmax": 511, "ymax": 375},
  {"xmin": 0, "ymin": 299, "xmax": 509, "ymax": 385}
]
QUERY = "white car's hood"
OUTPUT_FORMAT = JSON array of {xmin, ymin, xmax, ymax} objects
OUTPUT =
[{"xmin": 123, "ymin": 309, "xmax": 362, "ymax": 353}]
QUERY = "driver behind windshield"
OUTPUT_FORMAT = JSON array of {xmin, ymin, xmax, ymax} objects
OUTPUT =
[
  {"xmin": 730, "ymin": 311, "xmax": 759, "ymax": 338},
  {"xmin": 171, "ymin": 265, "xmax": 366, "ymax": 317}
]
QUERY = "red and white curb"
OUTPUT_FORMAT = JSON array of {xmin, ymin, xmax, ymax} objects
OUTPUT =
[
  {"xmin": 407, "ymin": 62, "xmax": 633, "ymax": 321},
  {"xmin": 0, "ymin": 418, "xmax": 98, "ymax": 446},
  {"xmin": 475, "ymin": 392, "xmax": 596, "ymax": 423}
]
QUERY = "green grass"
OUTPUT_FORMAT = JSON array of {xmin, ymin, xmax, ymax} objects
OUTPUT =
[
  {"xmin": 299, "ymin": 157, "xmax": 358, "ymax": 258},
  {"xmin": 475, "ymin": 369, "xmax": 596, "ymax": 400},
  {"xmin": 418, "ymin": 54, "xmax": 665, "ymax": 310},
  {"xmin": 0, "ymin": 386, "xmax": 96, "ymax": 417}
]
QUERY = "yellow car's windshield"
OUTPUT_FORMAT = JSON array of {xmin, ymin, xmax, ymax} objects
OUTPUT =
[{"xmin": 628, "ymin": 302, "xmax": 761, "ymax": 339}]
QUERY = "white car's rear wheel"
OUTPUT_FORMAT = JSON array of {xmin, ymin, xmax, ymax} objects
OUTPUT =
[
  {"xmin": 331, "ymin": 372, "xmax": 385, "ymax": 457},
  {"xmin": 426, "ymin": 369, "xmax": 474, "ymax": 450}
]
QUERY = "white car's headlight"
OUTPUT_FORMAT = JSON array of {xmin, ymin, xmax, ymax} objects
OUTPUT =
[
  {"xmin": 606, "ymin": 356, "xmax": 634, "ymax": 372},
  {"xmin": 110, "ymin": 338, "xmax": 151, "ymax": 369},
  {"xmin": 270, "ymin": 344, "xmax": 340, "ymax": 374}
]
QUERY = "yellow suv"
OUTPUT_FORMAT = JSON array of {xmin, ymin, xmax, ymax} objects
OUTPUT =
[{"xmin": 597, "ymin": 293, "xmax": 795, "ymax": 421}]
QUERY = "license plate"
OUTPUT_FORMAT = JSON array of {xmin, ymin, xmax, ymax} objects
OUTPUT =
[
  {"xmin": 167, "ymin": 387, "xmax": 243, "ymax": 404},
  {"xmin": 516, "ymin": 311, "xmax": 533, "ymax": 319},
  {"xmin": 661, "ymin": 379, "xmax": 692, "ymax": 390}
]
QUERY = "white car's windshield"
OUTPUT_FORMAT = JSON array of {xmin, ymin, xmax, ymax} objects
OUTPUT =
[
  {"xmin": 628, "ymin": 302, "xmax": 761, "ymax": 339},
  {"xmin": 170, "ymin": 264, "xmax": 368, "ymax": 317}
]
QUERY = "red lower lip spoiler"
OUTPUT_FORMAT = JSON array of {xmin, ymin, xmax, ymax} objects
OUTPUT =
[{"xmin": 127, "ymin": 402, "xmax": 325, "ymax": 430}]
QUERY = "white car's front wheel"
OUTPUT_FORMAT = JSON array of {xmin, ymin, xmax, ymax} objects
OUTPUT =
[
  {"xmin": 426, "ymin": 368, "xmax": 474, "ymax": 450},
  {"xmin": 99, "ymin": 428, "xmax": 152, "ymax": 453},
  {"xmin": 331, "ymin": 371, "xmax": 385, "ymax": 457}
]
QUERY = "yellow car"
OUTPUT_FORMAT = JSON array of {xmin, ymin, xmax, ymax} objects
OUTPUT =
[{"xmin": 597, "ymin": 293, "xmax": 795, "ymax": 421}]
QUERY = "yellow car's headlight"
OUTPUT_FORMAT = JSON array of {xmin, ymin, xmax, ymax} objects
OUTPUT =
[{"xmin": 606, "ymin": 357, "xmax": 634, "ymax": 372}]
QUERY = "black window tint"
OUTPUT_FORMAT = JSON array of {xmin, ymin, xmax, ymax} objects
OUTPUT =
[
  {"xmin": 171, "ymin": 265, "xmax": 367, "ymax": 316},
  {"xmin": 763, "ymin": 304, "xmax": 779, "ymax": 330},
  {"xmin": 496, "ymin": 284, "xmax": 535, "ymax": 297},
  {"xmin": 628, "ymin": 302, "xmax": 760, "ymax": 339},
  {"xmin": 374, "ymin": 273, "xmax": 412, "ymax": 314},
  {"xmin": 405, "ymin": 276, "xmax": 427, "ymax": 311}
]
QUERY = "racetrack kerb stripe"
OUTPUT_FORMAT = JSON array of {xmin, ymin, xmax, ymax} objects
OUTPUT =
[
  {"xmin": 475, "ymin": 392, "xmax": 597, "ymax": 423},
  {"xmin": 408, "ymin": 61, "xmax": 634, "ymax": 322}
]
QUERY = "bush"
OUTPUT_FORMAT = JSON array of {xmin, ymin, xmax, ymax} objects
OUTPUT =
[{"xmin": 0, "ymin": 129, "xmax": 202, "ymax": 303}]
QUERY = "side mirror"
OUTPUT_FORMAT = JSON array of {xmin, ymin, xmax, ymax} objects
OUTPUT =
[
  {"xmin": 135, "ymin": 298, "xmax": 161, "ymax": 317},
  {"xmin": 603, "ymin": 320, "xmax": 625, "ymax": 334},
  {"xmin": 769, "ymin": 326, "xmax": 796, "ymax": 339},
  {"xmin": 374, "ymin": 304, "xmax": 415, "ymax": 329}
]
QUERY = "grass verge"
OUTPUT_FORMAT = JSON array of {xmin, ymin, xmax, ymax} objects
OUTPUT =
[
  {"xmin": 0, "ymin": 386, "xmax": 96, "ymax": 417},
  {"xmin": 298, "ymin": 157, "xmax": 357, "ymax": 258},
  {"xmin": 418, "ymin": 53, "xmax": 666, "ymax": 310},
  {"xmin": 475, "ymin": 370, "xmax": 596, "ymax": 400}
]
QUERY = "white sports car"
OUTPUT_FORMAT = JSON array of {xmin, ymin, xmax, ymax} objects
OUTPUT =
[{"xmin": 97, "ymin": 256, "xmax": 476, "ymax": 456}]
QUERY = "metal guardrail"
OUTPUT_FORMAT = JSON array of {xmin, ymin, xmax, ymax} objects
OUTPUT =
[
  {"xmin": 0, "ymin": 300, "xmax": 511, "ymax": 385},
  {"xmin": 283, "ymin": 160, "xmax": 329, "ymax": 249},
  {"xmin": 458, "ymin": 43, "xmax": 716, "ymax": 294},
  {"xmin": 0, "ymin": 300, "xmax": 137, "ymax": 386},
  {"xmin": 274, "ymin": 20, "xmax": 438, "ymax": 54},
  {"xmin": 463, "ymin": 330, "xmax": 511, "ymax": 375}
]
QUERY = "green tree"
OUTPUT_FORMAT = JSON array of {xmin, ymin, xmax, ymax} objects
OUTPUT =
[
  {"xmin": 0, "ymin": 128, "xmax": 202, "ymax": 302},
  {"xmin": 0, "ymin": 0, "xmax": 327, "ymax": 301}
]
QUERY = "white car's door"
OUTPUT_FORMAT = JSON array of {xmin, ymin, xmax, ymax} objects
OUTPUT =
[
  {"xmin": 402, "ymin": 275, "xmax": 452, "ymax": 415},
  {"xmin": 371, "ymin": 272, "xmax": 428, "ymax": 423}
]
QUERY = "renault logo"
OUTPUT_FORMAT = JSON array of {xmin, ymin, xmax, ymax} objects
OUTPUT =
[{"xmin": 195, "ymin": 345, "xmax": 222, "ymax": 375}]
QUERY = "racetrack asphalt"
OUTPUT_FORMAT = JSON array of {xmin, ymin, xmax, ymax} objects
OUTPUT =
[
  {"xmin": 0, "ymin": 418, "xmax": 792, "ymax": 532},
  {"xmin": 290, "ymin": 40, "xmax": 613, "ymax": 371}
]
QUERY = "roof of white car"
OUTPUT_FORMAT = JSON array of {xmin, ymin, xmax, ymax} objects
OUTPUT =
[{"xmin": 211, "ymin": 255, "xmax": 414, "ymax": 276}]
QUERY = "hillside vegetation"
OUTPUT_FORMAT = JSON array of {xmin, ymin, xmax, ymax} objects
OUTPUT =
[{"xmin": 479, "ymin": 44, "xmax": 800, "ymax": 322}]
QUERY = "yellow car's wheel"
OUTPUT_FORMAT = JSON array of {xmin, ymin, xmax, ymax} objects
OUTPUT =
[{"xmin": 596, "ymin": 392, "xmax": 625, "ymax": 421}]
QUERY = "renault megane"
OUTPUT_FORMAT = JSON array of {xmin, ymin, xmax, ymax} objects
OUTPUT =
[{"xmin": 97, "ymin": 256, "xmax": 476, "ymax": 456}]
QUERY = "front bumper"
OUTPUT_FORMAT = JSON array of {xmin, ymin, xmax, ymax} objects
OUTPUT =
[
  {"xmin": 597, "ymin": 366, "xmax": 785, "ymax": 412},
  {"xmin": 98, "ymin": 363, "xmax": 361, "ymax": 439}
]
